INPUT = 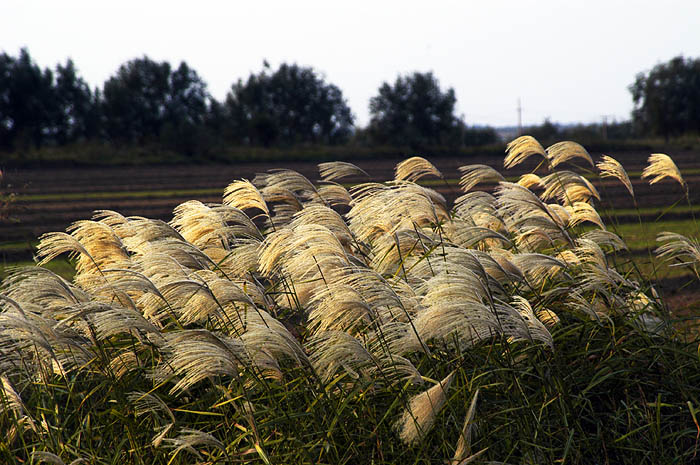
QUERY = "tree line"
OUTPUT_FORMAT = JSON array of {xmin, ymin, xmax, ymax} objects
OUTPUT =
[
  {"xmin": 1, "ymin": 48, "xmax": 698, "ymax": 158},
  {"xmin": 0, "ymin": 48, "xmax": 498, "ymax": 156}
]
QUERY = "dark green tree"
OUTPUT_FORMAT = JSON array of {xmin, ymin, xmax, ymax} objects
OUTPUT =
[
  {"xmin": 368, "ymin": 71, "xmax": 460, "ymax": 148},
  {"xmin": 224, "ymin": 63, "xmax": 354, "ymax": 146},
  {"xmin": 102, "ymin": 57, "xmax": 210, "ymax": 147},
  {"xmin": 462, "ymin": 124, "xmax": 499, "ymax": 147},
  {"xmin": 526, "ymin": 118, "xmax": 560, "ymax": 143},
  {"xmin": 0, "ymin": 48, "xmax": 57, "ymax": 149},
  {"xmin": 630, "ymin": 56, "xmax": 700, "ymax": 140},
  {"xmin": 102, "ymin": 57, "xmax": 171, "ymax": 143},
  {"xmin": 53, "ymin": 59, "xmax": 99, "ymax": 144}
]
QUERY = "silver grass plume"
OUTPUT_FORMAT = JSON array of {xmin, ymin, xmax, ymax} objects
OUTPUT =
[
  {"xmin": 540, "ymin": 171, "xmax": 600, "ymax": 205},
  {"xmin": 241, "ymin": 318, "xmax": 310, "ymax": 379},
  {"xmin": 597, "ymin": 155, "xmax": 635, "ymax": 197},
  {"xmin": 581, "ymin": 229, "xmax": 628, "ymax": 252},
  {"xmin": 370, "ymin": 228, "xmax": 437, "ymax": 275},
  {"xmin": 306, "ymin": 331, "xmax": 375, "ymax": 382},
  {"xmin": 411, "ymin": 289, "xmax": 500, "ymax": 349},
  {"xmin": 510, "ymin": 253, "xmax": 568, "ymax": 288},
  {"xmin": 450, "ymin": 224, "xmax": 512, "ymax": 250},
  {"xmin": 308, "ymin": 328, "xmax": 423, "ymax": 387},
  {"xmin": 155, "ymin": 274, "xmax": 256, "ymax": 327},
  {"xmin": 518, "ymin": 173, "xmax": 543, "ymax": 189},
  {"xmin": 546, "ymin": 141, "xmax": 593, "ymax": 168},
  {"xmin": 128, "ymin": 391, "xmax": 176, "ymax": 446},
  {"xmin": 546, "ymin": 203, "xmax": 571, "ymax": 228},
  {"xmin": 29, "ymin": 452, "xmax": 87, "ymax": 465},
  {"xmin": 0, "ymin": 375, "xmax": 27, "ymax": 418},
  {"xmin": 223, "ymin": 179, "xmax": 270, "ymax": 219},
  {"xmin": 132, "ymin": 237, "xmax": 216, "ymax": 272},
  {"xmin": 495, "ymin": 182, "xmax": 573, "ymax": 250},
  {"xmin": 347, "ymin": 182, "xmax": 447, "ymax": 243},
  {"xmin": 504, "ymin": 135, "xmax": 546, "ymax": 169},
  {"xmin": 395, "ymin": 156, "xmax": 443, "ymax": 182},
  {"xmin": 116, "ymin": 218, "xmax": 185, "ymax": 254},
  {"xmin": 458, "ymin": 164, "xmax": 505, "ymax": 192},
  {"xmin": 170, "ymin": 200, "xmax": 262, "ymax": 250},
  {"xmin": 642, "ymin": 153, "xmax": 685, "ymax": 188},
  {"xmin": 289, "ymin": 204, "xmax": 355, "ymax": 248},
  {"xmin": 109, "ymin": 350, "xmax": 141, "ymax": 379},
  {"xmin": 508, "ymin": 296, "xmax": 554, "ymax": 346},
  {"xmin": 162, "ymin": 427, "xmax": 225, "ymax": 461},
  {"xmin": 454, "ymin": 191, "xmax": 504, "ymax": 231},
  {"xmin": 567, "ymin": 201, "xmax": 606, "ymax": 230},
  {"xmin": 655, "ymin": 232, "xmax": 700, "ymax": 268},
  {"xmin": 160, "ymin": 330, "xmax": 248, "ymax": 394},
  {"xmin": 397, "ymin": 371, "xmax": 455, "ymax": 444},
  {"xmin": 318, "ymin": 161, "xmax": 369, "ymax": 181},
  {"xmin": 255, "ymin": 169, "xmax": 322, "ymax": 203},
  {"xmin": 69, "ymin": 219, "xmax": 128, "ymax": 263},
  {"xmin": 307, "ymin": 266, "xmax": 408, "ymax": 334},
  {"xmin": 317, "ymin": 182, "xmax": 353, "ymax": 207},
  {"xmin": 211, "ymin": 239, "xmax": 261, "ymax": 278},
  {"xmin": 574, "ymin": 239, "xmax": 609, "ymax": 269}
]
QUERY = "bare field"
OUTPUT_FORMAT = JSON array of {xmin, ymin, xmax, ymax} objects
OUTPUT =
[{"xmin": 4, "ymin": 150, "xmax": 700, "ymax": 238}]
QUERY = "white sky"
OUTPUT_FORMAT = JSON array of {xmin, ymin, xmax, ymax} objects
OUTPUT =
[{"xmin": 2, "ymin": 0, "xmax": 700, "ymax": 127}]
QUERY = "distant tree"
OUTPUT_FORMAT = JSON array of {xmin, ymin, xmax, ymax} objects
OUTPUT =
[
  {"xmin": 630, "ymin": 56, "xmax": 700, "ymax": 140},
  {"xmin": 463, "ymin": 125, "xmax": 499, "ymax": 146},
  {"xmin": 526, "ymin": 118, "xmax": 559, "ymax": 143},
  {"xmin": 224, "ymin": 63, "xmax": 354, "ymax": 146},
  {"xmin": 53, "ymin": 59, "xmax": 99, "ymax": 143},
  {"xmin": 102, "ymin": 57, "xmax": 210, "ymax": 146},
  {"xmin": 368, "ymin": 72, "xmax": 460, "ymax": 148},
  {"xmin": 0, "ymin": 48, "xmax": 56, "ymax": 149}
]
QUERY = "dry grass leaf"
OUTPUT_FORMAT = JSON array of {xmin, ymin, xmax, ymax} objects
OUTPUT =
[
  {"xmin": 452, "ymin": 389, "xmax": 481, "ymax": 464},
  {"xmin": 397, "ymin": 371, "xmax": 455, "ymax": 444}
]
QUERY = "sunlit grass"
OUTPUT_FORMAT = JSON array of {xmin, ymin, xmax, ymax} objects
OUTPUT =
[{"xmin": 1, "ymin": 140, "xmax": 700, "ymax": 464}]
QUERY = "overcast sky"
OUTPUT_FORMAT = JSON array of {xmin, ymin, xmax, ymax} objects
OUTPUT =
[{"xmin": 2, "ymin": 0, "xmax": 700, "ymax": 127}]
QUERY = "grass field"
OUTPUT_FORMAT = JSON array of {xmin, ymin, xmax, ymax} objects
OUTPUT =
[{"xmin": 1, "ymin": 139, "xmax": 700, "ymax": 463}]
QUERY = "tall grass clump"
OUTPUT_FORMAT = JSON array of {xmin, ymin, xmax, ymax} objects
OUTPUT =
[{"xmin": 1, "ymin": 137, "xmax": 700, "ymax": 464}]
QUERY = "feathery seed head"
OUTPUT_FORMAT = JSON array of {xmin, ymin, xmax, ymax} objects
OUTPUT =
[
  {"xmin": 504, "ymin": 135, "xmax": 546, "ymax": 169},
  {"xmin": 395, "ymin": 156, "xmax": 443, "ymax": 181},
  {"xmin": 546, "ymin": 141, "xmax": 593, "ymax": 168},
  {"xmin": 642, "ymin": 153, "xmax": 685, "ymax": 188},
  {"xmin": 597, "ymin": 155, "xmax": 634, "ymax": 197}
]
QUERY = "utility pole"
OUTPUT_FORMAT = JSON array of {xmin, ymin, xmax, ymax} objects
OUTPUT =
[{"xmin": 517, "ymin": 98, "xmax": 522, "ymax": 136}]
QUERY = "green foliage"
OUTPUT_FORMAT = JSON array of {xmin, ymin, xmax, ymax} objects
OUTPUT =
[
  {"xmin": 630, "ymin": 56, "xmax": 700, "ymax": 140},
  {"xmin": 225, "ymin": 63, "xmax": 354, "ymax": 147},
  {"xmin": 0, "ymin": 48, "xmax": 95, "ymax": 150},
  {"xmin": 102, "ymin": 57, "xmax": 210, "ymax": 152},
  {"xmin": 369, "ymin": 71, "xmax": 462, "ymax": 149},
  {"xmin": 462, "ymin": 125, "xmax": 499, "ymax": 147}
]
